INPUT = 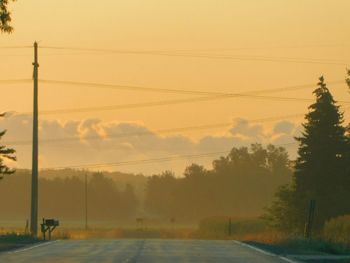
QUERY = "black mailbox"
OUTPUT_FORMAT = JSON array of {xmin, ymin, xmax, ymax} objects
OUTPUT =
[
  {"xmin": 45, "ymin": 219, "xmax": 59, "ymax": 227},
  {"xmin": 41, "ymin": 218, "xmax": 59, "ymax": 240}
]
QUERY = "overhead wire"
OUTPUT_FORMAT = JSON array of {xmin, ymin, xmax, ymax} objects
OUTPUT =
[
  {"xmin": 43, "ymin": 142, "xmax": 297, "ymax": 170},
  {"xmin": 39, "ymin": 46, "xmax": 349, "ymax": 65},
  {"xmin": 19, "ymin": 79, "xmax": 347, "ymax": 115},
  {"xmin": 38, "ymin": 79, "xmax": 347, "ymax": 96},
  {"xmin": 4, "ymin": 78, "xmax": 347, "ymax": 116},
  {"xmin": 0, "ymin": 79, "xmax": 32, "ymax": 84},
  {"xmin": 0, "ymin": 46, "xmax": 32, "ymax": 49}
]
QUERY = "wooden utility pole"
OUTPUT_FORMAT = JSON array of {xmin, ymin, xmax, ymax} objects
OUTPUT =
[
  {"xmin": 304, "ymin": 199, "xmax": 316, "ymax": 239},
  {"xmin": 228, "ymin": 217, "xmax": 232, "ymax": 236},
  {"xmin": 85, "ymin": 174, "xmax": 88, "ymax": 231},
  {"xmin": 30, "ymin": 42, "xmax": 39, "ymax": 236}
]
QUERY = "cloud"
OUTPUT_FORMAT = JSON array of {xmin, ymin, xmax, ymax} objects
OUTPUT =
[
  {"xmin": 0, "ymin": 114, "xmax": 300, "ymax": 175},
  {"xmin": 229, "ymin": 118, "xmax": 264, "ymax": 139},
  {"xmin": 273, "ymin": 121, "xmax": 295, "ymax": 134}
]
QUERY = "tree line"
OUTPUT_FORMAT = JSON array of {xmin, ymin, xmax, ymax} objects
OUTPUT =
[
  {"xmin": 144, "ymin": 144, "xmax": 292, "ymax": 221},
  {"xmin": 0, "ymin": 170, "xmax": 138, "ymax": 222}
]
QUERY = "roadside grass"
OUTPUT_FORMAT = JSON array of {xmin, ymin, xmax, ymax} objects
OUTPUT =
[
  {"xmin": 196, "ymin": 216, "xmax": 350, "ymax": 255},
  {"xmin": 2, "ymin": 215, "xmax": 349, "ymax": 256},
  {"xmin": 53, "ymin": 227, "xmax": 196, "ymax": 240},
  {"xmin": 0, "ymin": 233, "xmax": 40, "ymax": 252},
  {"xmin": 324, "ymin": 215, "xmax": 350, "ymax": 245}
]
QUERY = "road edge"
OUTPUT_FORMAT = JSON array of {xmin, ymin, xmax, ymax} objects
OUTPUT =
[
  {"xmin": 233, "ymin": 240, "xmax": 300, "ymax": 263},
  {"xmin": 6, "ymin": 240, "xmax": 60, "ymax": 254}
]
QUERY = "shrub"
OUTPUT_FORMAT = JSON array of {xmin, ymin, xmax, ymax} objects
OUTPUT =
[{"xmin": 323, "ymin": 215, "xmax": 350, "ymax": 246}]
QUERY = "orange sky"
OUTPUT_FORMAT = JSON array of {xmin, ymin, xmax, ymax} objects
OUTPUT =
[{"xmin": 1, "ymin": 0, "xmax": 350, "ymax": 174}]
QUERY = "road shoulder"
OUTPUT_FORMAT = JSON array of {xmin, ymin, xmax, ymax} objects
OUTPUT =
[{"xmin": 238, "ymin": 241, "xmax": 350, "ymax": 263}]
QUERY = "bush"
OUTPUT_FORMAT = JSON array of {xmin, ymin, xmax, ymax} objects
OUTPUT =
[{"xmin": 323, "ymin": 215, "xmax": 350, "ymax": 246}]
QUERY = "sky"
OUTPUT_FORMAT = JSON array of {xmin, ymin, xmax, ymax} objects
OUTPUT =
[{"xmin": 1, "ymin": 0, "xmax": 350, "ymax": 175}]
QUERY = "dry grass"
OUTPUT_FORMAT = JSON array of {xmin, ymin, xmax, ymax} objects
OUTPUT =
[
  {"xmin": 323, "ymin": 215, "xmax": 350, "ymax": 246},
  {"xmin": 53, "ymin": 227, "xmax": 196, "ymax": 240}
]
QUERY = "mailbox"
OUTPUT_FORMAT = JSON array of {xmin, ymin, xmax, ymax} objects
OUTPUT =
[
  {"xmin": 45, "ymin": 219, "xmax": 59, "ymax": 227},
  {"xmin": 41, "ymin": 218, "xmax": 59, "ymax": 240}
]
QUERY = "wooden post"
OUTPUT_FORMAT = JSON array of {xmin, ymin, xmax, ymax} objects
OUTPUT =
[
  {"xmin": 30, "ymin": 42, "xmax": 39, "ymax": 236},
  {"xmin": 304, "ymin": 199, "xmax": 316, "ymax": 239}
]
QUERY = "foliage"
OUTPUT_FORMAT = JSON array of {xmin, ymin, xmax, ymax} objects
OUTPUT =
[
  {"xmin": 0, "ymin": 171, "xmax": 139, "ymax": 221},
  {"xmin": 0, "ymin": 0, "xmax": 15, "ymax": 33},
  {"xmin": 267, "ymin": 76, "xmax": 350, "ymax": 233},
  {"xmin": 0, "ymin": 113, "xmax": 16, "ymax": 179},
  {"xmin": 324, "ymin": 215, "xmax": 350, "ymax": 246},
  {"xmin": 145, "ymin": 144, "xmax": 292, "ymax": 221}
]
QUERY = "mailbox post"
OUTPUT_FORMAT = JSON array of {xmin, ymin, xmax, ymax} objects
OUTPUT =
[{"xmin": 41, "ymin": 218, "xmax": 59, "ymax": 241}]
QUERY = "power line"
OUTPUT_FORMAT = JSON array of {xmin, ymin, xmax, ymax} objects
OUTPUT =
[
  {"xmin": 0, "ymin": 79, "xmax": 32, "ymax": 84},
  {"xmin": 39, "ymin": 79, "xmax": 346, "ymax": 96},
  {"xmin": 39, "ymin": 79, "xmax": 218, "ymax": 95},
  {"xmin": 40, "ymin": 46, "xmax": 349, "ymax": 65},
  {"xmin": 36, "ymin": 95, "xmax": 349, "ymax": 116},
  {"xmin": 7, "ymin": 113, "xmax": 305, "ymax": 146},
  {"xmin": 135, "ymin": 44, "xmax": 350, "ymax": 52},
  {"xmin": 42, "ymin": 142, "xmax": 297, "ymax": 170},
  {"xmin": 0, "ymin": 46, "xmax": 31, "ymax": 49},
  {"xmin": 22, "ymin": 80, "xmax": 349, "ymax": 115},
  {"xmin": 4, "ymin": 79, "xmax": 347, "ymax": 115},
  {"xmin": 33, "ymin": 97, "xmax": 315, "ymax": 116}
]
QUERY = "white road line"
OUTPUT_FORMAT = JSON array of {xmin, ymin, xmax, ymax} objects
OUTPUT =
[
  {"xmin": 279, "ymin": 256, "xmax": 300, "ymax": 263},
  {"xmin": 233, "ymin": 241, "xmax": 300, "ymax": 263},
  {"xmin": 7, "ymin": 240, "xmax": 60, "ymax": 254}
]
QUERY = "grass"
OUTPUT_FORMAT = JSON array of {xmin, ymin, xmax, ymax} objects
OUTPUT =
[
  {"xmin": 196, "ymin": 216, "xmax": 350, "ymax": 256},
  {"xmin": 1, "ymin": 215, "xmax": 350, "ymax": 256},
  {"xmin": 324, "ymin": 215, "xmax": 350, "ymax": 245},
  {"xmin": 0, "ymin": 233, "xmax": 40, "ymax": 252},
  {"xmin": 53, "ymin": 227, "xmax": 196, "ymax": 240}
]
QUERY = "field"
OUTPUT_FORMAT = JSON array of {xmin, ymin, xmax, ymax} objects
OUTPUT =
[{"xmin": 1, "ymin": 216, "xmax": 350, "ymax": 256}]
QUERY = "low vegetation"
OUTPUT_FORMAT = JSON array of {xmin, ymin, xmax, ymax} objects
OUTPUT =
[
  {"xmin": 323, "ymin": 216, "xmax": 350, "ymax": 248},
  {"xmin": 0, "ymin": 233, "xmax": 39, "ymax": 252}
]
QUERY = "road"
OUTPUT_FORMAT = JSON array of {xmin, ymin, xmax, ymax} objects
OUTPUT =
[{"xmin": 0, "ymin": 239, "xmax": 295, "ymax": 263}]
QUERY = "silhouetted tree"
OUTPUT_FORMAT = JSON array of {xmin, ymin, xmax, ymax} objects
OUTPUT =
[
  {"xmin": 0, "ymin": 170, "xmax": 142, "ymax": 221},
  {"xmin": 145, "ymin": 144, "xmax": 291, "ymax": 221},
  {"xmin": 121, "ymin": 184, "xmax": 138, "ymax": 217},
  {"xmin": 0, "ymin": 0, "xmax": 15, "ymax": 33},
  {"xmin": 267, "ymin": 76, "xmax": 349, "ymax": 233},
  {"xmin": 0, "ymin": 113, "xmax": 16, "ymax": 178},
  {"xmin": 144, "ymin": 171, "xmax": 178, "ymax": 217}
]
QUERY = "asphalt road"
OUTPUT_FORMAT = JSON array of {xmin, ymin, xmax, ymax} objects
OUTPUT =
[{"xmin": 0, "ymin": 239, "xmax": 295, "ymax": 263}]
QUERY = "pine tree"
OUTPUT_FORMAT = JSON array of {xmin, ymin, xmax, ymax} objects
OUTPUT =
[
  {"xmin": 294, "ymin": 76, "xmax": 348, "ymax": 230},
  {"xmin": 0, "ymin": 0, "xmax": 15, "ymax": 33},
  {"xmin": 267, "ymin": 76, "xmax": 348, "ymax": 233},
  {"xmin": 0, "ymin": 113, "xmax": 16, "ymax": 178}
]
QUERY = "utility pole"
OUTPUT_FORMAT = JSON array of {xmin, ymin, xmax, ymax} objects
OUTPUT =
[
  {"xmin": 304, "ymin": 199, "xmax": 316, "ymax": 239},
  {"xmin": 30, "ymin": 42, "xmax": 39, "ymax": 236},
  {"xmin": 228, "ymin": 217, "xmax": 232, "ymax": 236},
  {"xmin": 85, "ymin": 174, "xmax": 88, "ymax": 231}
]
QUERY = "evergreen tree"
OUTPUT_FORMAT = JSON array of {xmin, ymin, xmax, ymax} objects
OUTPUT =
[
  {"xmin": 267, "ymin": 76, "xmax": 349, "ymax": 233},
  {"xmin": 0, "ymin": 113, "xmax": 16, "ymax": 178},
  {"xmin": 0, "ymin": 0, "xmax": 15, "ymax": 33}
]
